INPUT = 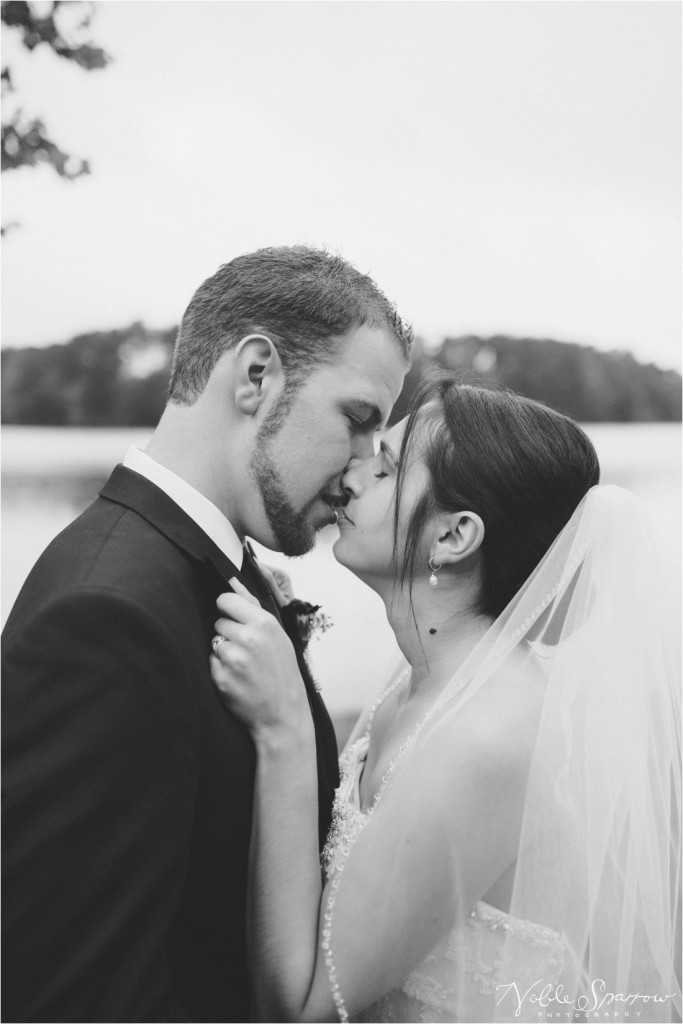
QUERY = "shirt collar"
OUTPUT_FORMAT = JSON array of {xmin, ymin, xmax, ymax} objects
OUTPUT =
[{"xmin": 122, "ymin": 446, "xmax": 244, "ymax": 569}]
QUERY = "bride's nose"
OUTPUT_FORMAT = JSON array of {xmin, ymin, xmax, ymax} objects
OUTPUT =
[{"xmin": 341, "ymin": 458, "xmax": 364, "ymax": 499}]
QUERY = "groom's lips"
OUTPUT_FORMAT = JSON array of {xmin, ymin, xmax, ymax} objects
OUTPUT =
[
  {"xmin": 320, "ymin": 492, "xmax": 349, "ymax": 524},
  {"xmin": 315, "ymin": 497, "xmax": 342, "ymax": 526}
]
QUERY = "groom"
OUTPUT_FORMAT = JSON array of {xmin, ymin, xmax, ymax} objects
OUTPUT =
[{"xmin": 2, "ymin": 246, "xmax": 410, "ymax": 1023}]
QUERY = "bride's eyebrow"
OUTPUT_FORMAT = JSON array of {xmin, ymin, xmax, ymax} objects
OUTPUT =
[{"xmin": 379, "ymin": 440, "xmax": 398, "ymax": 464}]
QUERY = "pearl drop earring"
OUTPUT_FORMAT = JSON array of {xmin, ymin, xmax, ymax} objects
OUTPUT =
[{"xmin": 428, "ymin": 556, "xmax": 442, "ymax": 587}]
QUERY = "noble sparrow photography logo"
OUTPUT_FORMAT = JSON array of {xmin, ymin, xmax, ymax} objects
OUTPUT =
[{"xmin": 496, "ymin": 978, "xmax": 678, "ymax": 1019}]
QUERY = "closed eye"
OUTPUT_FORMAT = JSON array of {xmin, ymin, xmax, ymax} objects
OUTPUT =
[
  {"xmin": 374, "ymin": 470, "xmax": 388, "ymax": 479},
  {"xmin": 344, "ymin": 401, "xmax": 383, "ymax": 432}
]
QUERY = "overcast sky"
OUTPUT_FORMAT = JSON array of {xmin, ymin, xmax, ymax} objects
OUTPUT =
[{"xmin": 1, "ymin": 1, "xmax": 681, "ymax": 370}]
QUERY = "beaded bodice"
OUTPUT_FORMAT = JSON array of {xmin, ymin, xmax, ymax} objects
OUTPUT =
[
  {"xmin": 320, "ymin": 685, "xmax": 566, "ymax": 1023},
  {"xmin": 321, "ymin": 736, "xmax": 371, "ymax": 881}
]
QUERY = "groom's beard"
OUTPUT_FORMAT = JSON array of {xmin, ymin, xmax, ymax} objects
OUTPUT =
[
  {"xmin": 251, "ymin": 441, "xmax": 319, "ymax": 556},
  {"xmin": 251, "ymin": 396, "xmax": 320, "ymax": 556}
]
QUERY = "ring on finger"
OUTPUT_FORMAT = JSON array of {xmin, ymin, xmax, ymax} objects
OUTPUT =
[{"xmin": 211, "ymin": 635, "xmax": 227, "ymax": 656}]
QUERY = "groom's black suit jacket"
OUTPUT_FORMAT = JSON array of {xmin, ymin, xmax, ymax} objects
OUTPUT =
[{"xmin": 2, "ymin": 466, "xmax": 339, "ymax": 1023}]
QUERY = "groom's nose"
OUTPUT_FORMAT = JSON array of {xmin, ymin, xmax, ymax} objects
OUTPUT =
[{"xmin": 351, "ymin": 432, "xmax": 375, "ymax": 461}]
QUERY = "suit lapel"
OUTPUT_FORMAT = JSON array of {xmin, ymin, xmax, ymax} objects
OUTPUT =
[
  {"xmin": 99, "ymin": 465, "xmax": 281, "ymax": 619},
  {"xmin": 100, "ymin": 464, "xmax": 338, "ymax": 847}
]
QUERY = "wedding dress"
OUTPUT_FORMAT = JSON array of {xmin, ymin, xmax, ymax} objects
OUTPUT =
[
  {"xmin": 318, "ymin": 486, "xmax": 681, "ymax": 1023},
  {"xmin": 322, "ymin": 722, "xmax": 566, "ymax": 1023}
]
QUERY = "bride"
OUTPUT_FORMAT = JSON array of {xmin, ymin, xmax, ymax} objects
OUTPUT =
[{"xmin": 210, "ymin": 373, "xmax": 681, "ymax": 1023}]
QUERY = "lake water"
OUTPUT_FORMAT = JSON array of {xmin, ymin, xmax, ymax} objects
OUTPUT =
[{"xmin": 2, "ymin": 424, "xmax": 681, "ymax": 727}]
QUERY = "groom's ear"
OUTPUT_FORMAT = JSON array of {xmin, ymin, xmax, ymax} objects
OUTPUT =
[
  {"xmin": 431, "ymin": 510, "xmax": 485, "ymax": 567},
  {"xmin": 232, "ymin": 334, "xmax": 284, "ymax": 417}
]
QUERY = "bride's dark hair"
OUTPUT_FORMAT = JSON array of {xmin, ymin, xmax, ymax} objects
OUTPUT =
[{"xmin": 395, "ymin": 370, "xmax": 600, "ymax": 617}]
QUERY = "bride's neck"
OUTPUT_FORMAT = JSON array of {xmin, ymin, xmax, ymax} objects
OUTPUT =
[{"xmin": 384, "ymin": 578, "xmax": 491, "ymax": 699}]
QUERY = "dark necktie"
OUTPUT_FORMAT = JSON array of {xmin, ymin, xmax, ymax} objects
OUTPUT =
[{"xmin": 239, "ymin": 542, "xmax": 281, "ymax": 620}]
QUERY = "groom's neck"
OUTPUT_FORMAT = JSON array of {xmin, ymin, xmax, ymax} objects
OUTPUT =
[{"xmin": 145, "ymin": 402, "xmax": 247, "ymax": 532}]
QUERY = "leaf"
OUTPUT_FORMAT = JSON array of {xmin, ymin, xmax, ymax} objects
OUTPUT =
[
  {"xmin": 1, "ymin": 1, "xmax": 110, "ymax": 184},
  {"xmin": 1, "ymin": 115, "xmax": 89, "ymax": 178}
]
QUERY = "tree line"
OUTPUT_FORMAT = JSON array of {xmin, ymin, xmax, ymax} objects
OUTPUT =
[{"xmin": 1, "ymin": 323, "xmax": 681, "ymax": 427}]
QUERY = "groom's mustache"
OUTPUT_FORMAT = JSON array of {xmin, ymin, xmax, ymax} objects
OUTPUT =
[{"xmin": 320, "ymin": 488, "xmax": 351, "ymax": 509}]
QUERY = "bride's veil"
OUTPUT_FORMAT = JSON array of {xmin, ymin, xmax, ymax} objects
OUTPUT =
[{"xmin": 325, "ymin": 485, "xmax": 681, "ymax": 1022}]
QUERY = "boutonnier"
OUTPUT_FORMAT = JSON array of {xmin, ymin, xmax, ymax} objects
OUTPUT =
[{"xmin": 281, "ymin": 600, "xmax": 334, "ymax": 648}]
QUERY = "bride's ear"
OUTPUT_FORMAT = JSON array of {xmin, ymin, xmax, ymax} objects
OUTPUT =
[
  {"xmin": 232, "ymin": 334, "xmax": 284, "ymax": 417},
  {"xmin": 431, "ymin": 510, "xmax": 485, "ymax": 567}
]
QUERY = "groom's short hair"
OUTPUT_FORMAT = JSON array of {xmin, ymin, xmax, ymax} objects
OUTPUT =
[{"xmin": 168, "ymin": 246, "xmax": 412, "ymax": 403}]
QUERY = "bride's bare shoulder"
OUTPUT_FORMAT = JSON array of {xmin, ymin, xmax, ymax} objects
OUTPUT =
[{"xmin": 441, "ymin": 652, "xmax": 545, "ymax": 774}]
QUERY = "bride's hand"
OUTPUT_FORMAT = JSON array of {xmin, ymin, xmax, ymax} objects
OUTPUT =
[{"xmin": 210, "ymin": 579, "xmax": 310, "ymax": 744}]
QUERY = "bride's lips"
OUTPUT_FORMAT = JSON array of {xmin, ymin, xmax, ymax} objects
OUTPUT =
[{"xmin": 337, "ymin": 508, "xmax": 355, "ymax": 526}]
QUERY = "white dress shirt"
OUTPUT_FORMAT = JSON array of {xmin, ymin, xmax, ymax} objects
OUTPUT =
[{"xmin": 123, "ymin": 447, "xmax": 244, "ymax": 569}]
